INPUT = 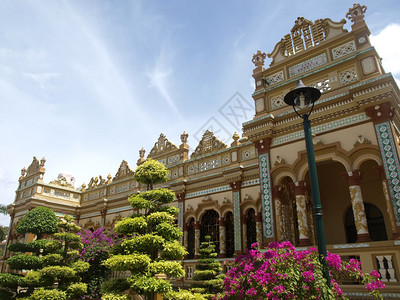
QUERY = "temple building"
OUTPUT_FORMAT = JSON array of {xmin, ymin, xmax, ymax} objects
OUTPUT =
[{"xmin": 3, "ymin": 3, "xmax": 400, "ymax": 297}]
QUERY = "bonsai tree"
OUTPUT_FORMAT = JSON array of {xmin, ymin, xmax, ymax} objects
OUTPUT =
[
  {"xmin": 103, "ymin": 159, "xmax": 188, "ymax": 300},
  {"xmin": 190, "ymin": 235, "xmax": 224, "ymax": 299},
  {"xmin": 0, "ymin": 207, "xmax": 89, "ymax": 299}
]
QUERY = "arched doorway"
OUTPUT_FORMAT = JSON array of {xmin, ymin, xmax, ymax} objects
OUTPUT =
[
  {"xmin": 246, "ymin": 208, "xmax": 257, "ymax": 249},
  {"xmin": 225, "ymin": 212, "xmax": 234, "ymax": 257},
  {"xmin": 187, "ymin": 218, "xmax": 195, "ymax": 259},
  {"xmin": 345, "ymin": 203, "xmax": 388, "ymax": 243},
  {"xmin": 201, "ymin": 210, "xmax": 220, "ymax": 253}
]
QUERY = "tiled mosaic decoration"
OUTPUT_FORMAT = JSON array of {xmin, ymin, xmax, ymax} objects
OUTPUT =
[
  {"xmin": 233, "ymin": 190, "xmax": 242, "ymax": 251},
  {"xmin": 375, "ymin": 121, "xmax": 400, "ymax": 225},
  {"xmin": 271, "ymin": 95, "xmax": 284, "ymax": 110},
  {"xmin": 186, "ymin": 185, "xmax": 231, "ymax": 199},
  {"xmin": 271, "ymin": 113, "xmax": 369, "ymax": 146},
  {"xmin": 258, "ymin": 153, "xmax": 274, "ymax": 238},
  {"xmin": 178, "ymin": 201, "xmax": 184, "ymax": 242}
]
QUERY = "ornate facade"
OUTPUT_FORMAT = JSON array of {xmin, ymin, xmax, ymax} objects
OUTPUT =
[{"xmin": 3, "ymin": 3, "xmax": 400, "ymax": 297}]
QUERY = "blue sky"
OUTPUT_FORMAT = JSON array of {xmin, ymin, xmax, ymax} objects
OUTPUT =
[{"xmin": 0, "ymin": 0, "xmax": 399, "ymax": 226}]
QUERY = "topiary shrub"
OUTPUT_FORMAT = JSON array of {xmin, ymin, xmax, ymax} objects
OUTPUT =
[
  {"xmin": 17, "ymin": 207, "xmax": 58, "ymax": 238},
  {"xmin": 66, "ymin": 282, "xmax": 87, "ymax": 298},
  {"xmin": 101, "ymin": 293, "xmax": 129, "ymax": 300},
  {"xmin": 6, "ymin": 254, "xmax": 42, "ymax": 270},
  {"xmin": 29, "ymin": 288, "xmax": 67, "ymax": 300}
]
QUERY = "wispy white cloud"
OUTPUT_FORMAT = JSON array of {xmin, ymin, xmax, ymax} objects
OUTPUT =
[
  {"xmin": 23, "ymin": 72, "xmax": 59, "ymax": 89},
  {"xmin": 371, "ymin": 23, "xmax": 400, "ymax": 86}
]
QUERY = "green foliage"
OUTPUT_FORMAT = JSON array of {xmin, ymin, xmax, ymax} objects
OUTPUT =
[
  {"xmin": 7, "ymin": 254, "xmax": 42, "ymax": 270},
  {"xmin": 71, "ymin": 260, "xmax": 90, "ymax": 273},
  {"xmin": 164, "ymin": 289, "xmax": 207, "ymax": 300},
  {"xmin": 114, "ymin": 217, "xmax": 147, "ymax": 235},
  {"xmin": 8, "ymin": 242, "xmax": 27, "ymax": 253},
  {"xmin": 3, "ymin": 212, "xmax": 85, "ymax": 299},
  {"xmin": 40, "ymin": 265, "xmax": 76, "ymax": 281},
  {"xmin": 101, "ymin": 278, "xmax": 130, "ymax": 294},
  {"xmin": 104, "ymin": 254, "xmax": 151, "ymax": 272},
  {"xmin": 0, "ymin": 273, "xmax": 24, "ymax": 288},
  {"xmin": 102, "ymin": 293, "xmax": 129, "ymax": 300},
  {"xmin": 28, "ymin": 288, "xmax": 67, "ymax": 300},
  {"xmin": 17, "ymin": 207, "xmax": 58, "ymax": 236},
  {"xmin": 66, "ymin": 282, "xmax": 87, "ymax": 298},
  {"xmin": 148, "ymin": 261, "xmax": 185, "ymax": 278},
  {"xmin": 147, "ymin": 211, "xmax": 174, "ymax": 226},
  {"xmin": 0, "ymin": 204, "xmax": 8, "ymax": 215},
  {"xmin": 190, "ymin": 236, "xmax": 223, "ymax": 299},
  {"xmin": 161, "ymin": 240, "xmax": 187, "ymax": 260},
  {"xmin": 134, "ymin": 159, "xmax": 168, "ymax": 190},
  {"xmin": 122, "ymin": 234, "xmax": 165, "ymax": 254},
  {"xmin": 128, "ymin": 275, "xmax": 172, "ymax": 295},
  {"xmin": 53, "ymin": 232, "xmax": 81, "ymax": 243},
  {"xmin": 41, "ymin": 254, "xmax": 63, "ymax": 266}
]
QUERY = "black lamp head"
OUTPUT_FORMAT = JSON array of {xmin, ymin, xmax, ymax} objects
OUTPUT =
[{"xmin": 284, "ymin": 80, "xmax": 321, "ymax": 109}]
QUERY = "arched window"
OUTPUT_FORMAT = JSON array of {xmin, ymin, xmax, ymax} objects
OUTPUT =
[
  {"xmin": 225, "ymin": 212, "xmax": 234, "ymax": 257},
  {"xmin": 187, "ymin": 218, "xmax": 195, "ymax": 259},
  {"xmin": 246, "ymin": 208, "xmax": 257, "ymax": 249},
  {"xmin": 345, "ymin": 203, "xmax": 388, "ymax": 243},
  {"xmin": 201, "ymin": 210, "xmax": 219, "ymax": 253}
]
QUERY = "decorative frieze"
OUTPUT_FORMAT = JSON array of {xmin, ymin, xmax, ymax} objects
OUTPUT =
[
  {"xmin": 264, "ymin": 70, "xmax": 284, "ymax": 86},
  {"xmin": 199, "ymin": 159, "xmax": 220, "ymax": 172},
  {"xmin": 288, "ymin": 53, "xmax": 327, "ymax": 77},
  {"xmin": 332, "ymin": 41, "xmax": 356, "ymax": 60},
  {"xmin": 168, "ymin": 154, "xmax": 180, "ymax": 165}
]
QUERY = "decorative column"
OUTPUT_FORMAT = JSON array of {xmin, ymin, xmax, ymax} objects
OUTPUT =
[
  {"xmin": 219, "ymin": 218, "xmax": 226, "ymax": 258},
  {"xmin": 230, "ymin": 181, "xmax": 242, "ymax": 254},
  {"xmin": 272, "ymin": 185, "xmax": 283, "ymax": 242},
  {"xmin": 375, "ymin": 165, "xmax": 400, "ymax": 239},
  {"xmin": 242, "ymin": 215, "xmax": 247, "ymax": 251},
  {"xmin": 194, "ymin": 221, "xmax": 201, "ymax": 259},
  {"xmin": 341, "ymin": 170, "xmax": 371, "ymax": 242},
  {"xmin": 255, "ymin": 213, "xmax": 263, "ymax": 248},
  {"xmin": 254, "ymin": 138, "xmax": 275, "ymax": 244},
  {"xmin": 366, "ymin": 103, "xmax": 400, "ymax": 235},
  {"xmin": 176, "ymin": 193, "xmax": 185, "ymax": 243},
  {"xmin": 290, "ymin": 181, "xmax": 310, "ymax": 246}
]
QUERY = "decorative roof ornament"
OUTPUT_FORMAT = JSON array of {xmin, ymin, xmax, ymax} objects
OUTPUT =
[
  {"xmin": 49, "ymin": 176, "xmax": 75, "ymax": 189},
  {"xmin": 190, "ymin": 130, "xmax": 228, "ymax": 159},
  {"xmin": 26, "ymin": 156, "xmax": 41, "ymax": 177},
  {"xmin": 139, "ymin": 147, "xmax": 145, "ymax": 159},
  {"xmin": 346, "ymin": 3, "xmax": 367, "ymax": 23},
  {"xmin": 113, "ymin": 160, "xmax": 134, "ymax": 181},
  {"xmin": 231, "ymin": 131, "xmax": 240, "ymax": 147},
  {"xmin": 252, "ymin": 50, "xmax": 267, "ymax": 67},
  {"xmin": 181, "ymin": 131, "xmax": 189, "ymax": 144},
  {"xmin": 148, "ymin": 133, "xmax": 178, "ymax": 157}
]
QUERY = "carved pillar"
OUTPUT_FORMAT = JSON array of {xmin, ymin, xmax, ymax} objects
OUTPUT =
[
  {"xmin": 177, "ymin": 193, "xmax": 185, "ymax": 243},
  {"xmin": 290, "ymin": 181, "xmax": 310, "ymax": 246},
  {"xmin": 341, "ymin": 170, "xmax": 371, "ymax": 242},
  {"xmin": 255, "ymin": 213, "xmax": 263, "ymax": 248},
  {"xmin": 194, "ymin": 222, "xmax": 201, "ymax": 259},
  {"xmin": 254, "ymin": 138, "xmax": 275, "ymax": 244},
  {"xmin": 272, "ymin": 185, "xmax": 283, "ymax": 242},
  {"xmin": 366, "ymin": 103, "xmax": 400, "ymax": 234},
  {"xmin": 375, "ymin": 165, "xmax": 400, "ymax": 239},
  {"xmin": 230, "ymin": 181, "xmax": 242, "ymax": 254},
  {"xmin": 219, "ymin": 218, "xmax": 226, "ymax": 258},
  {"xmin": 241, "ymin": 215, "xmax": 247, "ymax": 251},
  {"xmin": 100, "ymin": 209, "xmax": 107, "ymax": 227}
]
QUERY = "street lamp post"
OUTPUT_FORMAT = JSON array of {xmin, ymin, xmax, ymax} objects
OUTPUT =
[{"xmin": 284, "ymin": 80, "xmax": 330, "ymax": 286}]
